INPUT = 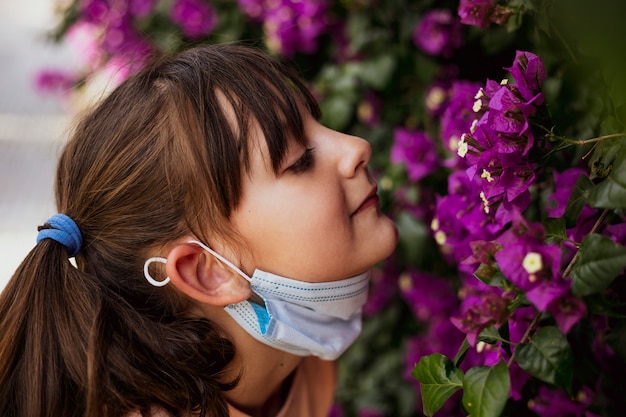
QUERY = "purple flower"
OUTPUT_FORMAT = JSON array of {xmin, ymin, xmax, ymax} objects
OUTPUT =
[
  {"xmin": 79, "ymin": 0, "xmax": 109, "ymax": 24},
  {"xmin": 390, "ymin": 127, "xmax": 439, "ymax": 182},
  {"xmin": 457, "ymin": 0, "xmax": 494, "ymax": 28},
  {"xmin": 529, "ymin": 385, "xmax": 593, "ymax": 417},
  {"xmin": 34, "ymin": 69, "xmax": 76, "ymax": 95},
  {"xmin": 605, "ymin": 221, "xmax": 626, "ymax": 245},
  {"xmin": 450, "ymin": 290, "xmax": 511, "ymax": 346},
  {"xmin": 240, "ymin": 0, "xmax": 330, "ymax": 57},
  {"xmin": 487, "ymin": 86, "xmax": 539, "ymax": 149},
  {"xmin": 505, "ymin": 50, "xmax": 547, "ymax": 102},
  {"xmin": 432, "ymin": 171, "xmax": 498, "ymax": 263},
  {"xmin": 494, "ymin": 235, "xmax": 558, "ymax": 291},
  {"xmin": 357, "ymin": 90, "xmax": 382, "ymax": 127},
  {"xmin": 546, "ymin": 290, "xmax": 587, "ymax": 334},
  {"xmin": 363, "ymin": 265, "xmax": 398, "ymax": 316},
  {"xmin": 404, "ymin": 319, "xmax": 465, "ymax": 378},
  {"xmin": 357, "ymin": 408, "xmax": 385, "ymax": 417},
  {"xmin": 440, "ymin": 81, "xmax": 482, "ymax": 157},
  {"xmin": 413, "ymin": 9, "xmax": 463, "ymax": 57},
  {"xmin": 170, "ymin": 0, "xmax": 218, "ymax": 39},
  {"xmin": 425, "ymin": 81, "xmax": 449, "ymax": 117},
  {"xmin": 399, "ymin": 271, "xmax": 458, "ymax": 322},
  {"xmin": 237, "ymin": 0, "xmax": 264, "ymax": 19},
  {"xmin": 546, "ymin": 168, "xmax": 587, "ymax": 218},
  {"xmin": 508, "ymin": 306, "xmax": 536, "ymax": 344},
  {"xmin": 129, "ymin": 0, "xmax": 156, "ymax": 16}
]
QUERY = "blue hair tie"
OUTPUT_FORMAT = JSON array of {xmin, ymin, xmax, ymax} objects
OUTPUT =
[{"xmin": 37, "ymin": 213, "xmax": 83, "ymax": 257}]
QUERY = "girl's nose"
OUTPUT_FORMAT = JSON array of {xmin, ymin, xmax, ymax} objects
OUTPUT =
[{"xmin": 338, "ymin": 134, "xmax": 372, "ymax": 179}]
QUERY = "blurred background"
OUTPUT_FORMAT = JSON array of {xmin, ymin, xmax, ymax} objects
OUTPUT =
[{"xmin": 0, "ymin": 0, "xmax": 77, "ymax": 287}]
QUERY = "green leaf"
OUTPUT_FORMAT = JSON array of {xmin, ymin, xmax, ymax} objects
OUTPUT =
[
  {"xmin": 586, "ymin": 141, "xmax": 626, "ymax": 208},
  {"xmin": 319, "ymin": 95, "xmax": 355, "ymax": 131},
  {"xmin": 461, "ymin": 360, "xmax": 510, "ymax": 417},
  {"xmin": 563, "ymin": 174, "xmax": 593, "ymax": 226},
  {"xmin": 453, "ymin": 338, "xmax": 471, "ymax": 367},
  {"xmin": 478, "ymin": 326, "xmax": 501, "ymax": 345},
  {"xmin": 358, "ymin": 54, "xmax": 396, "ymax": 90},
  {"xmin": 474, "ymin": 264, "xmax": 508, "ymax": 288},
  {"xmin": 586, "ymin": 120, "xmax": 626, "ymax": 208},
  {"xmin": 587, "ymin": 118, "xmax": 624, "ymax": 178},
  {"xmin": 544, "ymin": 217, "xmax": 567, "ymax": 244},
  {"xmin": 570, "ymin": 233, "xmax": 626, "ymax": 296},
  {"xmin": 412, "ymin": 353, "xmax": 464, "ymax": 417},
  {"xmin": 515, "ymin": 326, "xmax": 573, "ymax": 390}
]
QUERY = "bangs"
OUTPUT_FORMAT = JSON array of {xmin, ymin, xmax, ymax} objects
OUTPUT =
[
  {"xmin": 160, "ymin": 44, "xmax": 321, "ymax": 218},
  {"xmin": 216, "ymin": 49, "xmax": 321, "ymax": 173}
]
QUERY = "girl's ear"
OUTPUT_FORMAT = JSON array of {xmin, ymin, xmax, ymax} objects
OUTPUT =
[{"xmin": 165, "ymin": 242, "xmax": 251, "ymax": 306}]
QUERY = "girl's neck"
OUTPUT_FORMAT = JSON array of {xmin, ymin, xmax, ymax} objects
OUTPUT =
[
  {"xmin": 215, "ymin": 308, "xmax": 303, "ymax": 416},
  {"xmin": 224, "ymin": 340, "xmax": 302, "ymax": 416}
]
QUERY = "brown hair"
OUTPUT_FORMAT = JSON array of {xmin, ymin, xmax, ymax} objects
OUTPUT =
[{"xmin": 0, "ymin": 44, "xmax": 320, "ymax": 417}]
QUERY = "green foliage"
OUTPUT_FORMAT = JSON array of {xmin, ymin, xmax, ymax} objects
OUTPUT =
[
  {"xmin": 461, "ymin": 360, "xmax": 510, "ymax": 417},
  {"xmin": 570, "ymin": 234, "xmax": 626, "ymax": 296},
  {"xmin": 412, "ymin": 354, "xmax": 463, "ymax": 416},
  {"xmin": 515, "ymin": 326, "xmax": 573, "ymax": 390}
]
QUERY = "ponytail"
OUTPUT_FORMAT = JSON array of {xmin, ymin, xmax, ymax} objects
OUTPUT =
[
  {"xmin": 0, "ymin": 235, "xmax": 237, "ymax": 417},
  {"xmin": 0, "ymin": 241, "xmax": 92, "ymax": 417}
]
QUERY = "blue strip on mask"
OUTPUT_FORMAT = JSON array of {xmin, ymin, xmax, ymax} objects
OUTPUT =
[{"xmin": 250, "ymin": 301, "xmax": 271, "ymax": 334}]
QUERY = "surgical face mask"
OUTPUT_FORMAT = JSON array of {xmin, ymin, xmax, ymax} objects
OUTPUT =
[{"xmin": 143, "ymin": 240, "xmax": 370, "ymax": 360}]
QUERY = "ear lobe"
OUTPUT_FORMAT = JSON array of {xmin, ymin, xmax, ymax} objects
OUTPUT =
[{"xmin": 165, "ymin": 242, "xmax": 251, "ymax": 306}]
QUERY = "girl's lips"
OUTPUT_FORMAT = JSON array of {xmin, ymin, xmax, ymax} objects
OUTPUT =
[{"xmin": 352, "ymin": 190, "xmax": 380, "ymax": 216}]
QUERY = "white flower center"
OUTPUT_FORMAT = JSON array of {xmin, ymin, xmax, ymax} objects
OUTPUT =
[{"xmin": 522, "ymin": 252, "xmax": 543, "ymax": 275}]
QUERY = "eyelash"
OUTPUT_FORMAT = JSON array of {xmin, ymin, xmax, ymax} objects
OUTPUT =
[{"xmin": 288, "ymin": 147, "xmax": 315, "ymax": 174}]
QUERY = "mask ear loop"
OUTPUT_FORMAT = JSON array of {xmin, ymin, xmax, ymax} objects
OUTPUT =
[
  {"xmin": 144, "ymin": 257, "xmax": 170, "ymax": 287},
  {"xmin": 142, "ymin": 240, "xmax": 252, "ymax": 288},
  {"xmin": 187, "ymin": 239, "xmax": 252, "ymax": 282}
]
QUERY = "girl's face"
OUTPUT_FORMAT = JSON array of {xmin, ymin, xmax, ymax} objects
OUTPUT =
[{"xmin": 229, "ymin": 112, "xmax": 398, "ymax": 283}]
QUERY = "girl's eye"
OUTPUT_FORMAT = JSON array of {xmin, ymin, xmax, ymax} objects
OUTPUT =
[{"xmin": 287, "ymin": 147, "xmax": 315, "ymax": 174}]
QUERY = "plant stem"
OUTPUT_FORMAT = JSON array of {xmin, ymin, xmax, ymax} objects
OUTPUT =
[
  {"xmin": 559, "ymin": 133, "xmax": 626, "ymax": 146},
  {"xmin": 507, "ymin": 311, "xmax": 541, "ymax": 368},
  {"xmin": 562, "ymin": 209, "xmax": 610, "ymax": 278}
]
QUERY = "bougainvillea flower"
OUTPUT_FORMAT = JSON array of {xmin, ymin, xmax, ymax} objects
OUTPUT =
[
  {"xmin": 547, "ymin": 290, "xmax": 587, "ymax": 334},
  {"xmin": 35, "ymin": 69, "xmax": 76, "ymax": 95},
  {"xmin": 486, "ymin": 87, "xmax": 543, "ymax": 155},
  {"xmin": 494, "ymin": 238, "xmax": 561, "ymax": 293},
  {"xmin": 129, "ymin": 0, "xmax": 156, "ymax": 16},
  {"xmin": 399, "ymin": 271, "xmax": 459, "ymax": 322},
  {"xmin": 493, "ymin": 189, "xmax": 532, "ymax": 230},
  {"xmin": 450, "ymin": 291, "xmax": 511, "ymax": 346},
  {"xmin": 363, "ymin": 264, "xmax": 398, "ymax": 316},
  {"xmin": 529, "ymin": 385, "xmax": 594, "ymax": 417},
  {"xmin": 391, "ymin": 128, "xmax": 439, "ymax": 182},
  {"xmin": 357, "ymin": 90, "xmax": 382, "ymax": 127},
  {"xmin": 507, "ymin": 306, "xmax": 536, "ymax": 344},
  {"xmin": 433, "ymin": 170, "xmax": 500, "ymax": 263},
  {"xmin": 243, "ymin": 0, "xmax": 330, "ymax": 56},
  {"xmin": 441, "ymin": 81, "xmax": 482, "ymax": 155},
  {"xmin": 505, "ymin": 50, "xmax": 547, "ymax": 102},
  {"xmin": 525, "ymin": 279, "xmax": 570, "ymax": 311},
  {"xmin": 425, "ymin": 81, "xmax": 450, "ymax": 117},
  {"xmin": 546, "ymin": 167, "xmax": 587, "ymax": 218},
  {"xmin": 79, "ymin": 0, "xmax": 109, "ymax": 23},
  {"xmin": 605, "ymin": 221, "xmax": 626, "ymax": 245},
  {"xmin": 457, "ymin": 0, "xmax": 495, "ymax": 28},
  {"xmin": 508, "ymin": 362, "xmax": 532, "ymax": 401},
  {"xmin": 413, "ymin": 9, "xmax": 463, "ymax": 57},
  {"xmin": 170, "ymin": 0, "xmax": 218, "ymax": 39}
]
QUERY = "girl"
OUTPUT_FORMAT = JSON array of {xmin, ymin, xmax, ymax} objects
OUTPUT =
[{"xmin": 0, "ymin": 44, "xmax": 398, "ymax": 417}]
